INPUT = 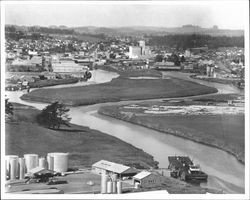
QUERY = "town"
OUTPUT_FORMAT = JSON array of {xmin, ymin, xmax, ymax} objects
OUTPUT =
[{"xmin": 5, "ymin": 25, "xmax": 245, "ymax": 91}]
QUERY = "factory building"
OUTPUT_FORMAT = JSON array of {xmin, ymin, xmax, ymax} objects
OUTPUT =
[
  {"xmin": 206, "ymin": 65, "xmax": 215, "ymax": 77},
  {"xmin": 92, "ymin": 160, "xmax": 137, "ymax": 178},
  {"xmin": 52, "ymin": 60, "xmax": 88, "ymax": 73},
  {"xmin": 133, "ymin": 171, "xmax": 162, "ymax": 188},
  {"xmin": 153, "ymin": 62, "xmax": 181, "ymax": 71},
  {"xmin": 5, "ymin": 152, "xmax": 68, "ymax": 181},
  {"xmin": 129, "ymin": 41, "xmax": 151, "ymax": 59}
]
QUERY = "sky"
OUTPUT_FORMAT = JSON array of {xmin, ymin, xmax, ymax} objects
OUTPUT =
[{"xmin": 3, "ymin": 1, "xmax": 248, "ymax": 29}]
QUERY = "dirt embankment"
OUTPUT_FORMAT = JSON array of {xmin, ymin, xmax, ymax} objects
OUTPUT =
[{"xmin": 98, "ymin": 104, "xmax": 245, "ymax": 164}]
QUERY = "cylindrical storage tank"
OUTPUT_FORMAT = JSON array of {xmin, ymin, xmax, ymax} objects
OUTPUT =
[
  {"xmin": 39, "ymin": 157, "xmax": 46, "ymax": 168},
  {"xmin": 19, "ymin": 158, "xmax": 25, "ymax": 180},
  {"xmin": 48, "ymin": 152, "xmax": 68, "ymax": 172},
  {"xmin": 5, "ymin": 155, "xmax": 19, "ymax": 180},
  {"xmin": 107, "ymin": 181, "xmax": 112, "ymax": 194},
  {"xmin": 5, "ymin": 160, "xmax": 8, "ymax": 180},
  {"xmin": 10, "ymin": 159, "xmax": 18, "ymax": 180},
  {"xmin": 117, "ymin": 181, "xmax": 122, "ymax": 194},
  {"xmin": 112, "ymin": 181, "xmax": 117, "ymax": 194},
  {"xmin": 101, "ymin": 173, "xmax": 108, "ymax": 194},
  {"xmin": 24, "ymin": 154, "xmax": 38, "ymax": 173},
  {"xmin": 47, "ymin": 155, "xmax": 54, "ymax": 170}
]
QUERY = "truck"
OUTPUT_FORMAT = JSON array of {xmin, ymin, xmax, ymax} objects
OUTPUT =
[{"xmin": 168, "ymin": 156, "xmax": 208, "ymax": 181}]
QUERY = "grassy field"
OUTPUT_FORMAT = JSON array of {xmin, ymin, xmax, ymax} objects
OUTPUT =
[
  {"xmin": 5, "ymin": 103, "xmax": 158, "ymax": 169},
  {"xmin": 21, "ymin": 70, "xmax": 218, "ymax": 106},
  {"xmin": 98, "ymin": 98, "xmax": 245, "ymax": 164}
]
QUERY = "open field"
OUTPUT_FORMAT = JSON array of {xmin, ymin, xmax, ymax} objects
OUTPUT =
[
  {"xmin": 5, "ymin": 103, "xmax": 158, "ymax": 169},
  {"xmin": 98, "ymin": 97, "xmax": 245, "ymax": 163},
  {"xmin": 20, "ymin": 70, "xmax": 217, "ymax": 106}
]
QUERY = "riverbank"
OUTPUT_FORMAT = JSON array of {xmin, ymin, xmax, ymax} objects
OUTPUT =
[
  {"xmin": 98, "ymin": 96, "xmax": 244, "ymax": 164},
  {"xmin": 20, "ymin": 69, "xmax": 218, "ymax": 106},
  {"xmin": 6, "ymin": 103, "xmax": 158, "ymax": 169},
  {"xmin": 28, "ymin": 78, "xmax": 79, "ymax": 88},
  {"xmin": 5, "ymin": 103, "xmax": 213, "ymax": 194}
]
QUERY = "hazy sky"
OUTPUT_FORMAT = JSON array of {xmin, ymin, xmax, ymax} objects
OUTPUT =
[{"xmin": 4, "ymin": 1, "xmax": 248, "ymax": 29}]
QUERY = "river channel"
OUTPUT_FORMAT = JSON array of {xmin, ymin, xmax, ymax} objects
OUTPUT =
[{"xmin": 6, "ymin": 70, "xmax": 245, "ymax": 193}]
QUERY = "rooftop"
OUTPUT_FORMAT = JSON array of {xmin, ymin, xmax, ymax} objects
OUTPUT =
[
  {"xmin": 133, "ymin": 171, "xmax": 152, "ymax": 180},
  {"xmin": 92, "ymin": 160, "xmax": 131, "ymax": 174}
]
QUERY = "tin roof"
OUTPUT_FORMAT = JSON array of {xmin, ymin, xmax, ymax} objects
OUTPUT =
[
  {"xmin": 29, "ymin": 167, "xmax": 54, "ymax": 175},
  {"xmin": 92, "ymin": 160, "xmax": 131, "ymax": 174},
  {"xmin": 133, "ymin": 171, "xmax": 152, "ymax": 180}
]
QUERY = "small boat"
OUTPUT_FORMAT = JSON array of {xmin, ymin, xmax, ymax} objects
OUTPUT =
[{"xmin": 168, "ymin": 156, "xmax": 208, "ymax": 181}]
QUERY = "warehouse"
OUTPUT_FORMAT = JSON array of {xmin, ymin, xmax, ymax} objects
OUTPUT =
[
  {"xmin": 92, "ymin": 160, "xmax": 137, "ymax": 178},
  {"xmin": 133, "ymin": 171, "xmax": 162, "ymax": 188}
]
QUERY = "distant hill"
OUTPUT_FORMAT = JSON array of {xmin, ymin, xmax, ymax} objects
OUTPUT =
[
  {"xmin": 72, "ymin": 25, "xmax": 244, "ymax": 37},
  {"xmin": 5, "ymin": 24, "xmax": 244, "ymax": 38},
  {"xmin": 5, "ymin": 25, "xmax": 106, "ymax": 42}
]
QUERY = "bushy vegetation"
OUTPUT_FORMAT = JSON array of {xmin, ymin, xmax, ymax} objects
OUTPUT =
[
  {"xmin": 5, "ymin": 98, "xmax": 13, "ymax": 119},
  {"xmin": 37, "ymin": 101, "xmax": 71, "ymax": 129}
]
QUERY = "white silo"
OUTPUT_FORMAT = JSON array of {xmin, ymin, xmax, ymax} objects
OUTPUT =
[
  {"xmin": 39, "ymin": 157, "xmax": 46, "ymax": 168},
  {"xmin": 112, "ymin": 174, "xmax": 118, "ymax": 193},
  {"xmin": 117, "ymin": 181, "xmax": 122, "ymax": 194},
  {"xmin": 5, "ymin": 155, "xmax": 19, "ymax": 179},
  {"xmin": 107, "ymin": 181, "xmax": 112, "ymax": 194},
  {"xmin": 112, "ymin": 181, "xmax": 117, "ymax": 194},
  {"xmin": 24, "ymin": 154, "xmax": 39, "ymax": 173},
  {"xmin": 48, "ymin": 152, "xmax": 68, "ymax": 172},
  {"xmin": 47, "ymin": 155, "xmax": 54, "ymax": 170},
  {"xmin": 19, "ymin": 158, "xmax": 25, "ymax": 180},
  {"xmin": 101, "ymin": 172, "xmax": 108, "ymax": 194},
  {"xmin": 10, "ymin": 159, "xmax": 18, "ymax": 180}
]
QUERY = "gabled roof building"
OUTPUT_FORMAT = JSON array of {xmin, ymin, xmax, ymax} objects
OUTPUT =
[{"xmin": 92, "ymin": 160, "xmax": 137, "ymax": 178}]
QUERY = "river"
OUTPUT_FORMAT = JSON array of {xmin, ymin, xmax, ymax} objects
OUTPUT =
[{"xmin": 5, "ymin": 70, "xmax": 245, "ymax": 193}]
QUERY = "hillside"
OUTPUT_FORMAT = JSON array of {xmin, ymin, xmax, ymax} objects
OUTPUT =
[
  {"xmin": 6, "ymin": 24, "xmax": 244, "ymax": 37},
  {"xmin": 5, "ymin": 103, "xmax": 159, "ymax": 169},
  {"xmin": 73, "ymin": 25, "xmax": 244, "ymax": 37}
]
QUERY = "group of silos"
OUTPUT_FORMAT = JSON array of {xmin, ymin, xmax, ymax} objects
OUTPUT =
[
  {"xmin": 5, "ymin": 152, "xmax": 69, "ymax": 180},
  {"xmin": 101, "ymin": 173, "xmax": 122, "ymax": 194}
]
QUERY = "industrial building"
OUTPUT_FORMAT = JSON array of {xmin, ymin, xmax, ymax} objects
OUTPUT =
[
  {"xmin": 52, "ymin": 60, "xmax": 88, "ymax": 73},
  {"xmin": 206, "ymin": 65, "xmax": 215, "ymax": 77},
  {"xmin": 92, "ymin": 160, "xmax": 137, "ymax": 178},
  {"xmin": 5, "ymin": 152, "xmax": 68, "ymax": 181},
  {"xmin": 153, "ymin": 62, "xmax": 181, "ymax": 70},
  {"xmin": 129, "ymin": 41, "xmax": 151, "ymax": 59},
  {"xmin": 133, "ymin": 171, "xmax": 162, "ymax": 188}
]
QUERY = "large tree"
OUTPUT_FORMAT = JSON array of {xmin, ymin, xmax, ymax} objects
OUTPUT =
[
  {"xmin": 5, "ymin": 98, "xmax": 13, "ymax": 119},
  {"xmin": 37, "ymin": 101, "xmax": 71, "ymax": 129}
]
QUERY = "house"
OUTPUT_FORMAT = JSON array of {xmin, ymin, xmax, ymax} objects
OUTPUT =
[
  {"xmin": 29, "ymin": 166, "xmax": 54, "ymax": 175},
  {"xmin": 153, "ymin": 62, "xmax": 181, "ymax": 71},
  {"xmin": 133, "ymin": 171, "xmax": 162, "ymax": 188},
  {"xmin": 92, "ymin": 160, "xmax": 137, "ymax": 178},
  {"xmin": 28, "ymin": 167, "xmax": 55, "ymax": 182}
]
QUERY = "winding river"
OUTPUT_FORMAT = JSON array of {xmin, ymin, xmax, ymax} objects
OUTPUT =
[{"xmin": 6, "ymin": 69, "xmax": 245, "ymax": 193}]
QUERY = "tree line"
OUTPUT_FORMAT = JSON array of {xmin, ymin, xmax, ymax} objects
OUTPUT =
[
  {"xmin": 148, "ymin": 34, "xmax": 244, "ymax": 49},
  {"xmin": 6, "ymin": 99, "xmax": 71, "ymax": 130}
]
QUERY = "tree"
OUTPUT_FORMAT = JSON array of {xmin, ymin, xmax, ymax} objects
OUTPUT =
[
  {"xmin": 5, "ymin": 98, "xmax": 13, "ymax": 119},
  {"xmin": 37, "ymin": 101, "xmax": 71, "ymax": 129},
  {"xmin": 155, "ymin": 54, "xmax": 163, "ymax": 62}
]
